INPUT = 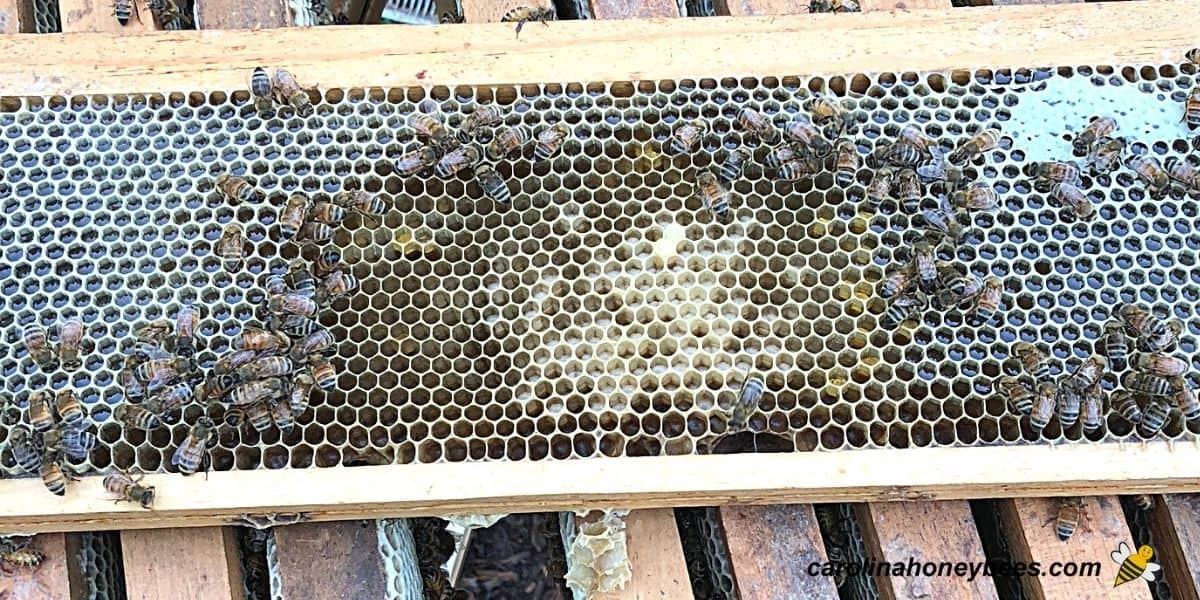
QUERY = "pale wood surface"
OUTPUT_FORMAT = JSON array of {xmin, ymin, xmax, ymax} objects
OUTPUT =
[
  {"xmin": 194, "ymin": 0, "xmax": 288, "ymax": 29},
  {"xmin": 588, "ymin": 0, "xmax": 679, "ymax": 19},
  {"xmin": 58, "ymin": 0, "xmax": 158, "ymax": 32},
  {"xmin": 0, "ymin": 1, "xmax": 1187, "ymax": 96},
  {"xmin": 857, "ymin": 501, "xmax": 999, "ymax": 600},
  {"xmin": 586, "ymin": 509, "xmax": 692, "ymax": 600},
  {"xmin": 860, "ymin": 0, "xmax": 951, "ymax": 9},
  {"xmin": 121, "ymin": 527, "xmax": 245, "ymax": 600},
  {"xmin": 1, "ymin": 444, "xmax": 1198, "ymax": 534},
  {"xmin": 460, "ymin": 0, "xmax": 555, "ymax": 23},
  {"xmin": 0, "ymin": 533, "xmax": 75, "ymax": 599},
  {"xmin": 998, "ymin": 497, "xmax": 1150, "ymax": 600},
  {"xmin": 0, "ymin": 0, "xmax": 34, "ymax": 33},
  {"xmin": 991, "ymin": 0, "xmax": 1081, "ymax": 4},
  {"xmin": 273, "ymin": 521, "xmax": 389, "ymax": 600},
  {"xmin": 1148, "ymin": 495, "xmax": 1200, "ymax": 600},
  {"xmin": 718, "ymin": 504, "xmax": 838, "ymax": 600},
  {"xmin": 712, "ymin": 0, "xmax": 807, "ymax": 16}
]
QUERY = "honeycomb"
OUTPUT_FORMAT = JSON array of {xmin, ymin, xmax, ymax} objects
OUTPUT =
[
  {"xmin": 32, "ymin": 0, "xmax": 60, "ymax": 32},
  {"xmin": 0, "ymin": 57, "xmax": 1198, "ymax": 480},
  {"xmin": 76, "ymin": 531, "xmax": 127, "ymax": 600}
]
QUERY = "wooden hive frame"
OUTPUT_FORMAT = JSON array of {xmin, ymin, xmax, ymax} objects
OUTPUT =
[{"xmin": 0, "ymin": 0, "xmax": 1198, "ymax": 534}]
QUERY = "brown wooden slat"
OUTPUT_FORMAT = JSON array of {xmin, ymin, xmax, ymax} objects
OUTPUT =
[
  {"xmin": 193, "ymin": 0, "xmax": 289, "ymax": 29},
  {"xmin": 273, "ymin": 521, "xmax": 389, "ymax": 600},
  {"xmin": 0, "ymin": 533, "xmax": 77, "ymax": 599},
  {"xmin": 1146, "ymin": 494, "xmax": 1200, "ymax": 600},
  {"xmin": 328, "ymin": 0, "xmax": 367, "ymax": 22},
  {"xmin": 579, "ymin": 509, "xmax": 692, "ymax": 600},
  {"xmin": 460, "ymin": 0, "xmax": 554, "ymax": 23},
  {"xmin": 121, "ymin": 527, "xmax": 245, "ymax": 600},
  {"xmin": 0, "ymin": 0, "xmax": 35, "ymax": 33},
  {"xmin": 360, "ymin": 0, "xmax": 386, "ymax": 23},
  {"xmin": 857, "ymin": 501, "xmax": 1000, "ymax": 600},
  {"xmin": 718, "ymin": 504, "xmax": 838, "ymax": 600},
  {"xmin": 58, "ymin": 0, "xmax": 158, "ymax": 32},
  {"xmin": 996, "ymin": 497, "xmax": 1150, "ymax": 600},
  {"xmin": 586, "ymin": 0, "xmax": 679, "ymax": 19},
  {"xmin": 712, "ymin": 0, "xmax": 807, "ymax": 16}
]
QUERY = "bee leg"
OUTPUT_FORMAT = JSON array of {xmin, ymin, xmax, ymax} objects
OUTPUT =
[
  {"xmin": 513, "ymin": 19, "xmax": 526, "ymax": 39},
  {"xmin": 357, "ymin": 210, "xmax": 382, "ymax": 228}
]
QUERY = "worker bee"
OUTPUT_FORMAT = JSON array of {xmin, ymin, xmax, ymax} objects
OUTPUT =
[
  {"xmin": 1187, "ymin": 48, "xmax": 1200, "ymax": 64},
  {"xmin": 1142, "ymin": 319, "xmax": 1183, "ymax": 354},
  {"xmin": 228, "ymin": 378, "xmax": 285, "ymax": 406},
  {"xmin": 407, "ymin": 113, "xmax": 452, "ymax": 149},
  {"xmin": 715, "ymin": 147, "xmax": 752, "ymax": 184},
  {"xmin": 21, "ymin": 323, "xmax": 57, "ymax": 371},
  {"xmin": 291, "ymin": 329, "xmax": 336, "ymax": 361},
  {"xmin": 216, "ymin": 223, "xmax": 245, "ymax": 272},
  {"xmin": 134, "ymin": 357, "xmax": 191, "ymax": 387},
  {"xmin": 832, "ymin": 139, "xmax": 859, "ymax": 187},
  {"xmin": 268, "ymin": 293, "xmax": 319, "ymax": 318},
  {"xmin": 306, "ymin": 201, "xmax": 346, "ymax": 225},
  {"xmin": 533, "ymin": 123, "xmax": 571, "ymax": 161},
  {"xmin": 58, "ymin": 317, "xmax": 87, "ymax": 370},
  {"xmin": 297, "ymin": 221, "xmax": 333, "ymax": 243},
  {"xmin": 215, "ymin": 174, "xmax": 257, "ymax": 205},
  {"xmin": 214, "ymin": 350, "xmax": 261, "ymax": 377},
  {"xmin": 996, "ymin": 376, "xmax": 1035, "ymax": 415},
  {"xmin": 881, "ymin": 290, "xmax": 926, "ymax": 329},
  {"xmin": 781, "ymin": 117, "xmax": 831, "ymax": 156},
  {"xmin": 500, "ymin": 5, "xmax": 556, "ymax": 37},
  {"xmin": 805, "ymin": 96, "xmax": 849, "ymax": 137},
  {"xmin": 45, "ymin": 428, "xmax": 93, "ymax": 461},
  {"xmin": 236, "ymin": 357, "xmax": 294, "ymax": 382},
  {"xmin": 1138, "ymin": 399, "xmax": 1171, "ymax": 437},
  {"xmin": 1102, "ymin": 322, "xmax": 1129, "ymax": 371},
  {"xmin": 104, "ymin": 470, "xmax": 155, "ymax": 509},
  {"xmin": 1112, "ymin": 391, "xmax": 1142, "ymax": 425},
  {"xmin": 112, "ymin": 0, "xmax": 131, "ymax": 25},
  {"xmin": 200, "ymin": 374, "xmax": 235, "ymax": 404},
  {"xmin": 1049, "ymin": 182, "xmax": 1093, "ymax": 221},
  {"xmin": 119, "ymin": 368, "xmax": 145, "ymax": 402},
  {"xmin": 473, "ymin": 164, "xmax": 512, "ymax": 206},
  {"xmin": 947, "ymin": 128, "xmax": 1000, "ymax": 165},
  {"xmin": 40, "ymin": 456, "xmax": 72, "ymax": 496},
  {"xmin": 272, "ymin": 69, "xmax": 314, "ymax": 117},
  {"xmin": 173, "ymin": 304, "xmax": 199, "ymax": 358},
  {"xmin": 878, "ymin": 262, "xmax": 915, "ymax": 299},
  {"xmin": 486, "ymin": 125, "xmax": 531, "ymax": 160},
  {"xmin": 1118, "ymin": 304, "xmax": 1169, "ymax": 342},
  {"xmin": 1013, "ymin": 342, "xmax": 1052, "ymax": 384},
  {"xmin": 1126, "ymin": 155, "xmax": 1171, "ymax": 196},
  {"xmin": 736, "ymin": 108, "xmax": 778, "ymax": 143},
  {"xmin": 144, "ymin": 382, "xmax": 194, "ymax": 415},
  {"xmin": 241, "ymin": 401, "xmax": 274, "ymax": 432},
  {"xmin": 895, "ymin": 168, "xmax": 922, "ymax": 213},
  {"xmin": 728, "ymin": 376, "xmax": 764, "ymax": 431},
  {"xmin": 911, "ymin": 239, "xmax": 937, "ymax": 292},
  {"xmin": 1065, "ymin": 355, "xmax": 1106, "ymax": 390},
  {"xmin": 1132, "ymin": 494, "xmax": 1154, "ymax": 511},
  {"xmin": 970, "ymin": 277, "xmax": 1003, "ymax": 322},
  {"xmin": 1073, "ymin": 116, "xmax": 1116, "ymax": 154},
  {"xmin": 275, "ymin": 314, "xmax": 320, "ymax": 338},
  {"xmin": 434, "ymin": 144, "xmax": 483, "ymax": 179},
  {"xmin": 695, "ymin": 172, "xmax": 731, "ymax": 220},
  {"xmin": 1131, "ymin": 352, "xmax": 1188, "ymax": 377},
  {"xmin": 147, "ymin": 0, "xmax": 186, "ymax": 29},
  {"xmin": 939, "ymin": 271, "xmax": 984, "ymax": 309},
  {"xmin": 27, "ymin": 391, "xmax": 55, "ymax": 433},
  {"xmin": 393, "ymin": 147, "xmax": 440, "ymax": 177},
  {"xmin": 877, "ymin": 141, "xmax": 924, "ymax": 169},
  {"xmin": 1053, "ymin": 497, "xmax": 1084, "ymax": 541},
  {"xmin": 1123, "ymin": 371, "xmax": 1174, "ymax": 397},
  {"xmin": 133, "ymin": 319, "xmax": 173, "ymax": 355},
  {"xmin": 764, "ymin": 144, "xmax": 803, "ymax": 169},
  {"xmin": 114, "ymin": 404, "xmax": 162, "ymax": 430},
  {"xmin": 951, "ymin": 182, "xmax": 999, "ymax": 211},
  {"xmin": 248, "ymin": 67, "xmax": 274, "ymax": 117},
  {"xmin": 54, "ymin": 390, "xmax": 84, "ymax": 429},
  {"xmin": 313, "ymin": 249, "xmax": 343, "ymax": 277},
  {"xmin": 235, "ymin": 327, "xmax": 290, "ymax": 353},
  {"xmin": 7, "ymin": 427, "xmax": 41, "ymax": 473},
  {"xmin": 1087, "ymin": 136, "xmax": 1126, "ymax": 175},
  {"xmin": 866, "ymin": 167, "xmax": 894, "ymax": 208},
  {"xmin": 290, "ymin": 372, "xmax": 315, "ymax": 414},
  {"xmin": 172, "ymin": 416, "xmax": 216, "ymax": 475},
  {"xmin": 1035, "ymin": 161, "xmax": 1083, "ymax": 187},
  {"xmin": 270, "ymin": 400, "xmax": 295, "ymax": 433},
  {"xmin": 459, "ymin": 105, "xmax": 505, "ymax": 142},
  {"xmin": 898, "ymin": 124, "xmax": 941, "ymax": 158},
  {"xmin": 1175, "ymin": 382, "xmax": 1200, "ymax": 424},
  {"xmin": 776, "ymin": 158, "xmax": 817, "ymax": 181},
  {"xmin": 1030, "ymin": 382, "xmax": 1057, "ymax": 431},
  {"xmin": 309, "ymin": 354, "xmax": 337, "ymax": 390},
  {"xmin": 1057, "ymin": 385, "xmax": 1081, "ymax": 429},
  {"xmin": 1185, "ymin": 86, "xmax": 1200, "ymax": 128},
  {"xmin": 333, "ymin": 190, "xmax": 387, "ymax": 224},
  {"xmin": 1164, "ymin": 157, "xmax": 1199, "ymax": 190},
  {"xmin": 0, "ymin": 542, "xmax": 45, "ymax": 570},
  {"xmin": 809, "ymin": 0, "xmax": 860, "ymax": 12},
  {"xmin": 317, "ymin": 270, "xmax": 358, "ymax": 302}
]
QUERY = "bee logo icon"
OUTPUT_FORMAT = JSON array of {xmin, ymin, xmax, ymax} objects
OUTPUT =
[{"xmin": 1111, "ymin": 542, "xmax": 1161, "ymax": 588}]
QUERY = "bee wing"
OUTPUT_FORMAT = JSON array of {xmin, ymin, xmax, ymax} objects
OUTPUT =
[
  {"xmin": 1141, "ymin": 562, "xmax": 1162, "ymax": 581},
  {"xmin": 1110, "ymin": 542, "xmax": 1132, "ymax": 563}
]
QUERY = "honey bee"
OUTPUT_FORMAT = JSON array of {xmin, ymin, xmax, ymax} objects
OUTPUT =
[
  {"xmin": 1103, "ymin": 322, "xmax": 1129, "ymax": 371},
  {"xmin": 695, "ymin": 171, "xmax": 731, "ymax": 220},
  {"xmin": 112, "ymin": 0, "xmax": 131, "ymax": 25},
  {"xmin": 144, "ymin": 382, "xmax": 194, "ymax": 415},
  {"xmin": 486, "ymin": 125, "xmax": 531, "ymax": 160},
  {"xmin": 306, "ymin": 201, "xmax": 346, "ymax": 225},
  {"xmin": 393, "ymin": 147, "xmax": 440, "ymax": 177},
  {"xmin": 971, "ymin": 277, "xmax": 1003, "ymax": 322},
  {"xmin": 1132, "ymin": 494, "xmax": 1154, "ymax": 511},
  {"xmin": 736, "ymin": 108, "xmax": 778, "ymax": 143},
  {"xmin": 216, "ymin": 223, "xmax": 245, "ymax": 272},
  {"xmin": 235, "ymin": 327, "xmax": 291, "ymax": 353},
  {"xmin": 147, "ymin": 0, "xmax": 187, "ymax": 29},
  {"xmin": 286, "ymin": 259, "xmax": 317, "ymax": 297},
  {"xmin": 667, "ymin": 120, "xmax": 707, "ymax": 155},
  {"xmin": 879, "ymin": 262, "xmax": 915, "ymax": 299},
  {"xmin": 1175, "ymin": 382, "xmax": 1200, "ymax": 424},
  {"xmin": 940, "ymin": 271, "xmax": 984, "ymax": 309},
  {"xmin": 1118, "ymin": 304, "xmax": 1171, "ymax": 344},
  {"xmin": 1131, "ymin": 352, "xmax": 1188, "ymax": 377},
  {"xmin": 866, "ymin": 167, "xmax": 895, "ymax": 207},
  {"xmin": 782, "ymin": 117, "xmax": 832, "ymax": 156},
  {"xmin": 133, "ymin": 319, "xmax": 173, "ymax": 355},
  {"xmin": 434, "ymin": 144, "xmax": 483, "ymax": 179},
  {"xmin": 272, "ymin": 69, "xmax": 314, "ymax": 117},
  {"xmin": 996, "ymin": 376, "xmax": 1035, "ymax": 415},
  {"xmin": 54, "ymin": 390, "xmax": 84, "ymax": 428},
  {"xmin": 947, "ymin": 128, "xmax": 1000, "ymax": 165},
  {"xmin": 1142, "ymin": 319, "xmax": 1184, "ymax": 354},
  {"xmin": 268, "ymin": 293, "xmax": 319, "ymax": 318},
  {"xmin": 1013, "ymin": 342, "xmax": 1052, "ymax": 384},
  {"xmin": 1125, "ymin": 155, "xmax": 1171, "ymax": 196},
  {"xmin": 7, "ymin": 427, "xmax": 41, "ymax": 473},
  {"xmin": 1035, "ymin": 161, "xmax": 1082, "ymax": 187},
  {"xmin": 1112, "ymin": 390, "xmax": 1142, "ymax": 425},
  {"xmin": 1066, "ymin": 355, "xmax": 1106, "ymax": 390},
  {"xmin": 228, "ymin": 378, "xmax": 285, "ymax": 406},
  {"xmin": 309, "ymin": 354, "xmax": 337, "ymax": 390},
  {"xmin": 27, "ymin": 391, "xmax": 55, "ymax": 433},
  {"xmin": 805, "ymin": 97, "xmax": 849, "ymax": 137},
  {"xmin": 895, "ymin": 168, "xmax": 921, "ymax": 213},
  {"xmin": 1073, "ymin": 116, "xmax": 1116, "ymax": 154},
  {"xmin": 313, "ymin": 249, "xmax": 343, "ymax": 277},
  {"xmin": 1088, "ymin": 136, "xmax": 1126, "ymax": 175},
  {"xmin": 114, "ymin": 404, "xmax": 162, "ymax": 430},
  {"xmin": 39, "ymin": 455, "xmax": 72, "ymax": 496},
  {"xmin": 58, "ymin": 317, "xmax": 87, "ymax": 370},
  {"xmin": 104, "ymin": 470, "xmax": 154, "ymax": 509},
  {"xmin": 777, "ymin": 157, "xmax": 817, "ymax": 181},
  {"xmin": 21, "ymin": 323, "xmax": 57, "ymax": 371},
  {"xmin": 0, "ymin": 538, "xmax": 45, "ymax": 569},
  {"xmin": 249, "ymin": 67, "xmax": 274, "ymax": 117},
  {"xmin": 215, "ymin": 174, "xmax": 256, "ymax": 205},
  {"xmin": 174, "ymin": 304, "xmax": 199, "ymax": 358},
  {"xmin": 533, "ymin": 123, "xmax": 571, "ymax": 161},
  {"xmin": 474, "ymin": 164, "xmax": 512, "ymax": 206},
  {"xmin": 1188, "ymin": 48, "xmax": 1200, "ymax": 64},
  {"xmin": 1185, "ymin": 86, "xmax": 1200, "ymax": 128},
  {"xmin": 291, "ymin": 329, "xmax": 336, "ymax": 361},
  {"xmin": 1138, "ymin": 398, "xmax": 1170, "ymax": 437},
  {"xmin": 1049, "ymin": 182, "xmax": 1093, "ymax": 221},
  {"xmin": 268, "ymin": 400, "xmax": 294, "ymax": 433},
  {"xmin": 119, "ymin": 368, "xmax": 145, "ymax": 401},
  {"xmin": 459, "ymin": 105, "xmax": 504, "ymax": 142},
  {"xmin": 715, "ymin": 147, "xmax": 752, "ymax": 184},
  {"xmin": 134, "ymin": 357, "xmax": 191, "ymax": 388},
  {"xmin": 290, "ymin": 372, "xmax": 315, "ymax": 414},
  {"xmin": 333, "ymin": 190, "xmax": 387, "ymax": 224},
  {"xmin": 236, "ymin": 357, "xmax": 294, "ymax": 382},
  {"xmin": 1052, "ymin": 497, "xmax": 1084, "ymax": 541},
  {"xmin": 729, "ymin": 376, "xmax": 764, "ymax": 431},
  {"xmin": 317, "ymin": 270, "xmax": 358, "ymax": 301},
  {"xmin": 500, "ymin": 5, "xmax": 556, "ymax": 37},
  {"xmin": 951, "ymin": 182, "xmax": 999, "ymax": 212},
  {"xmin": 1123, "ymin": 371, "xmax": 1174, "ymax": 397},
  {"xmin": 911, "ymin": 239, "xmax": 937, "ymax": 292},
  {"xmin": 898, "ymin": 124, "xmax": 940, "ymax": 158},
  {"xmin": 407, "ymin": 113, "xmax": 452, "ymax": 149},
  {"xmin": 764, "ymin": 144, "xmax": 803, "ymax": 169},
  {"xmin": 881, "ymin": 290, "xmax": 926, "ymax": 329},
  {"xmin": 214, "ymin": 349, "xmax": 261, "ymax": 376},
  {"xmin": 809, "ymin": 0, "xmax": 860, "ymax": 12},
  {"xmin": 833, "ymin": 139, "xmax": 859, "ymax": 187},
  {"xmin": 1030, "ymin": 382, "xmax": 1057, "ymax": 431},
  {"xmin": 200, "ymin": 374, "xmax": 235, "ymax": 404},
  {"xmin": 878, "ymin": 142, "xmax": 924, "ymax": 169},
  {"xmin": 297, "ymin": 221, "xmax": 333, "ymax": 243},
  {"xmin": 1164, "ymin": 157, "xmax": 1200, "ymax": 190},
  {"xmin": 276, "ymin": 314, "xmax": 321, "ymax": 338},
  {"xmin": 171, "ymin": 416, "xmax": 216, "ymax": 475},
  {"xmin": 1057, "ymin": 385, "xmax": 1081, "ymax": 429},
  {"xmin": 242, "ymin": 401, "xmax": 274, "ymax": 432}
]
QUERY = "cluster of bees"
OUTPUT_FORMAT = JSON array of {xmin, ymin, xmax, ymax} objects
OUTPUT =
[
  {"xmin": 0, "ymin": 536, "xmax": 43, "ymax": 572},
  {"xmin": 393, "ymin": 105, "xmax": 570, "ymax": 208},
  {"xmin": 111, "ymin": 0, "xmax": 190, "ymax": 29},
  {"xmin": 809, "ymin": 0, "xmax": 859, "ymax": 12}
]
